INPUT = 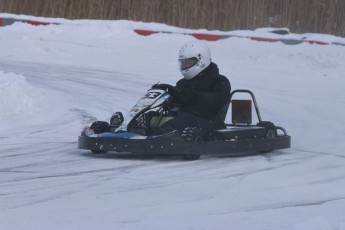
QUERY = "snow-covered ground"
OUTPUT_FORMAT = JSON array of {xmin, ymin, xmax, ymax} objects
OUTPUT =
[{"xmin": 0, "ymin": 14, "xmax": 345, "ymax": 230}]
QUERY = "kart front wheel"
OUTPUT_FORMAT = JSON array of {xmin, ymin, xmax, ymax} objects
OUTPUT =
[{"xmin": 89, "ymin": 121, "xmax": 110, "ymax": 154}]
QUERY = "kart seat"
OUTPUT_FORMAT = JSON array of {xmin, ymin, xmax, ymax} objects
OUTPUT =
[
  {"xmin": 231, "ymin": 99, "xmax": 252, "ymax": 125},
  {"xmin": 212, "ymin": 102, "xmax": 230, "ymax": 130}
]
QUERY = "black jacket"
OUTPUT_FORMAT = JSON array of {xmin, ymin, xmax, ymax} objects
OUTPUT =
[{"xmin": 175, "ymin": 62, "xmax": 231, "ymax": 120}]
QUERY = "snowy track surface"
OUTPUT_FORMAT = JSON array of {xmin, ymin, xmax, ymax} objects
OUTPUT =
[{"xmin": 0, "ymin": 16, "xmax": 345, "ymax": 229}]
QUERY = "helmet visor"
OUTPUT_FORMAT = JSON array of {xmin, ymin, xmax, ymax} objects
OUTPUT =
[{"xmin": 178, "ymin": 57, "xmax": 198, "ymax": 70}]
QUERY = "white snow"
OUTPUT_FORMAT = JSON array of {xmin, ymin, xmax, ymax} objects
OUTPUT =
[
  {"xmin": 0, "ymin": 71, "xmax": 43, "ymax": 119},
  {"xmin": 0, "ymin": 14, "xmax": 345, "ymax": 230}
]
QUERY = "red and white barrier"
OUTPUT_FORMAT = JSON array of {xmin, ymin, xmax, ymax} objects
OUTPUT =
[
  {"xmin": 1, "ymin": 17, "xmax": 343, "ymax": 46},
  {"xmin": 0, "ymin": 17, "xmax": 56, "ymax": 27},
  {"xmin": 133, "ymin": 29, "xmax": 344, "ymax": 46}
]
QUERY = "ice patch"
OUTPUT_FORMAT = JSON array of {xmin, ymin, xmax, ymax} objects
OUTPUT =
[{"xmin": 0, "ymin": 70, "xmax": 45, "ymax": 120}]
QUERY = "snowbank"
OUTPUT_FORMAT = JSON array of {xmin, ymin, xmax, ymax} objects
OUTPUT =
[{"xmin": 0, "ymin": 71, "xmax": 44, "ymax": 120}]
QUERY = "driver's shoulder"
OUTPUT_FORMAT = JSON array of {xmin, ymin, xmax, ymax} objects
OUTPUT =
[
  {"xmin": 175, "ymin": 78, "xmax": 187, "ymax": 88},
  {"xmin": 213, "ymin": 73, "xmax": 230, "ymax": 84}
]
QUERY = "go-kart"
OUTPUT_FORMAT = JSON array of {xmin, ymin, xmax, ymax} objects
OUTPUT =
[{"xmin": 78, "ymin": 84, "xmax": 291, "ymax": 160}]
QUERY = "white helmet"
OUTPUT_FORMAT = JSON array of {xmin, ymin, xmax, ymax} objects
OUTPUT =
[{"xmin": 178, "ymin": 41, "xmax": 211, "ymax": 80}]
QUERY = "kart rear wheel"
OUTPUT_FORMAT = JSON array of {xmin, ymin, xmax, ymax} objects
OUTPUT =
[
  {"xmin": 266, "ymin": 129, "xmax": 276, "ymax": 139},
  {"xmin": 257, "ymin": 121, "xmax": 277, "ymax": 153}
]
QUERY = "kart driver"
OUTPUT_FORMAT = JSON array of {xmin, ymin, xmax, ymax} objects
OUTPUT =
[{"xmin": 155, "ymin": 41, "xmax": 231, "ymax": 134}]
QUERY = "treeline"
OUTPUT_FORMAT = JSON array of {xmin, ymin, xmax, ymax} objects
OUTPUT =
[{"xmin": 0, "ymin": 0, "xmax": 344, "ymax": 36}]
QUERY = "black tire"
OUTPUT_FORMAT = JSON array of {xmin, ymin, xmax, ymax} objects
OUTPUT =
[
  {"xmin": 90, "ymin": 121, "xmax": 110, "ymax": 134},
  {"xmin": 89, "ymin": 121, "xmax": 110, "ymax": 154},
  {"xmin": 257, "ymin": 121, "xmax": 277, "ymax": 153},
  {"xmin": 110, "ymin": 112, "xmax": 124, "ymax": 126},
  {"xmin": 181, "ymin": 127, "xmax": 202, "ymax": 160}
]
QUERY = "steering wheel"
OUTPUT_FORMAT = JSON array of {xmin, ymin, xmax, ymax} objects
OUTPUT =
[
  {"xmin": 151, "ymin": 83, "xmax": 181, "ymax": 109},
  {"xmin": 151, "ymin": 83, "xmax": 179, "ymax": 99}
]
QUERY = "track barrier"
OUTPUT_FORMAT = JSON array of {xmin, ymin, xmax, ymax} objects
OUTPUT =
[{"xmin": 1, "ymin": 16, "xmax": 344, "ymax": 46}]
